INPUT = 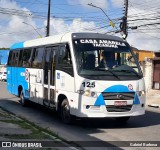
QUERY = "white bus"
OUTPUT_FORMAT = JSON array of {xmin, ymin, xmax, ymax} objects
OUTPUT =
[{"xmin": 7, "ymin": 32, "xmax": 146, "ymax": 123}]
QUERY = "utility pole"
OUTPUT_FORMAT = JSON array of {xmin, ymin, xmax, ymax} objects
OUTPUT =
[
  {"xmin": 124, "ymin": 0, "xmax": 128, "ymax": 36},
  {"xmin": 123, "ymin": 0, "xmax": 128, "ymax": 39},
  {"xmin": 46, "ymin": 0, "xmax": 51, "ymax": 37},
  {"xmin": 120, "ymin": 0, "xmax": 137, "ymax": 38},
  {"xmin": 120, "ymin": 0, "xmax": 128, "ymax": 39}
]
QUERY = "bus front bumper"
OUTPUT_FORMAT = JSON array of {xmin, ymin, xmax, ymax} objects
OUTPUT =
[{"xmin": 72, "ymin": 104, "xmax": 145, "ymax": 118}]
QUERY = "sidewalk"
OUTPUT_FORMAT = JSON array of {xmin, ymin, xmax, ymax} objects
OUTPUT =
[
  {"xmin": 0, "ymin": 107, "xmax": 79, "ymax": 149},
  {"xmin": 146, "ymin": 89, "xmax": 160, "ymax": 108}
]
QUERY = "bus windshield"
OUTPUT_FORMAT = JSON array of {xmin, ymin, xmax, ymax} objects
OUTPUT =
[{"xmin": 73, "ymin": 38, "xmax": 143, "ymax": 80}]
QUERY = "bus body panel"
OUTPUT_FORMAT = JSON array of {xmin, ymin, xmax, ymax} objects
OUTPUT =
[
  {"xmin": 17, "ymin": 68, "xmax": 29, "ymax": 98},
  {"xmin": 12, "ymin": 67, "xmax": 18, "ymax": 95},
  {"xmin": 55, "ymin": 70, "xmax": 75, "ymax": 92},
  {"xmin": 7, "ymin": 67, "xmax": 29, "ymax": 98},
  {"xmin": 7, "ymin": 67, "xmax": 12, "ymax": 93}
]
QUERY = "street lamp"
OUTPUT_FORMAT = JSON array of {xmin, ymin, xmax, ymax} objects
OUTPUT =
[
  {"xmin": 22, "ymin": 22, "xmax": 42, "ymax": 37},
  {"xmin": 88, "ymin": 3, "xmax": 127, "ymax": 39},
  {"xmin": 88, "ymin": 3, "xmax": 115, "ymax": 28}
]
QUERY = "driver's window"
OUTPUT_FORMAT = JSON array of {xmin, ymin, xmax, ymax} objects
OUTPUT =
[
  {"xmin": 57, "ymin": 44, "xmax": 74, "ymax": 76},
  {"xmin": 58, "ymin": 45, "xmax": 72, "ymax": 65}
]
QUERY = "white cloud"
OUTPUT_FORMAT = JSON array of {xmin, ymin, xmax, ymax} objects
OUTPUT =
[
  {"xmin": 0, "ymin": 0, "xmax": 31, "ymax": 20},
  {"xmin": 68, "ymin": 18, "xmax": 96, "ymax": 32},
  {"xmin": 0, "ymin": 0, "xmax": 41, "ymax": 47},
  {"xmin": 49, "ymin": 18, "xmax": 69, "ymax": 34},
  {"xmin": 45, "ymin": 18, "xmax": 98, "ymax": 35},
  {"xmin": 126, "ymin": 1, "xmax": 160, "ymax": 51},
  {"xmin": 112, "ymin": 0, "xmax": 123, "ymax": 8},
  {"xmin": 67, "ymin": 0, "xmax": 108, "ymax": 9},
  {"xmin": 128, "ymin": 33, "xmax": 160, "ymax": 51}
]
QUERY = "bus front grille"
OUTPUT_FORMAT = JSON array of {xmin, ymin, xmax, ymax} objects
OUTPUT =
[
  {"xmin": 102, "ymin": 92, "xmax": 135, "ymax": 100},
  {"xmin": 102, "ymin": 92, "xmax": 134, "ymax": 112},
  {"xmin": 106, "ymin": 105, "xmax": 132, "ymax": 112}
]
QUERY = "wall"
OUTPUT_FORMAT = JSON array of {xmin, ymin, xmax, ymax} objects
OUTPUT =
[
  {"xmin": 133, "ymin": 49, "xmax": 154, "ymax": 62},
  {"xmin": 140, "ymin": 60, "xmax": 153, "ymax": 92},
  {"xmin": 152, "ymin": 59, "xmax": 160, "ymax": 89}
]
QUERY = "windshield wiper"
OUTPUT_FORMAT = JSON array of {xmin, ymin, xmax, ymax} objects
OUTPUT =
[
  {"xmin": 107, "ymin": 69, "xmax": 121, "ymax": 80},
  {"xmin": 115, "ymin": 69, "xmax": 141, "ymax": 78},
  {"xmin": 97, "ymin": 68, "xmax": 120, "ymax": 80}
]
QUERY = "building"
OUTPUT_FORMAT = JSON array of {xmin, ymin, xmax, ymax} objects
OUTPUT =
[
  {"xmin": 152, "ymin": 52, "xmax": 160, "ymax": 89},
  {"xmin": 132, "ymin": 48, "xmax": 155, "ymax": 62},
  {"xmin": 132, "ymin": 48, "xmax": 160, "ymax": 91}
]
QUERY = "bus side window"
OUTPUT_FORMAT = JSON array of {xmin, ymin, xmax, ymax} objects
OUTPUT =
[
  {"xmin": 32, "ymin": 47, "xmax": 44, "ymax": 69},
  {"xmin": 15, "ymin": 51, "xmax": 19, "ymax": 66},
  {"xmin": 22, "ymin": 49, "xmax": 32, "ymax": 67},
  {"xmin": 18, "ymin": 50, "xmax": 23, "ymax": 67},
  {"xmin": 12, "ymin": 53, "xmax": 16, "ymax": 66},
  {"xmin": 7, "ymin": 51, "xmax": 13, "ymax": 66},
  {"xmin": 31, "ymin": 48, "xmax": 36, "ymax": 67},
  {"xmin": 57, "ymin": 44, "xmax": 73, "ymax": 76}
]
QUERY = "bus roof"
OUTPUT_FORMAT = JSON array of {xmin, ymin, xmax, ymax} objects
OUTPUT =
[{"xmin": 10, "ymin": 32, "xmax": 124, "ymax": 50}]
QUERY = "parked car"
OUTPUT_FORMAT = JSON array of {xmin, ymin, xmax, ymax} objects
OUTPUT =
[{"xmin": 0, "ymin": 72, "xmax": 7, "ymax": 81}]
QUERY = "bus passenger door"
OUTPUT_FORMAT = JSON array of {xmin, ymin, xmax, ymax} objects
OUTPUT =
[
  {"xmin": 43, "ymin": 46, "xmax": 57, "ymax": 107},
  {"xmin": 29, "ymin": 47, "xmax": 44, "ymax": 104}
]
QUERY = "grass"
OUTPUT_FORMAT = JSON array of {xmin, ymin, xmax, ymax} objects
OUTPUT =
[
  {"xmin": 0, "ymin": 107, "xmax": 57, "ymax": 140},
  {"xmin": 0, "ymin": 107, "xmax": 81, "ymax": 149}
]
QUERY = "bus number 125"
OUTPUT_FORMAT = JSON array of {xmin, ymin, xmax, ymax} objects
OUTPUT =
[{"xmin": 82, "ymin": 82, "xmax": 95, "ymax": 88}]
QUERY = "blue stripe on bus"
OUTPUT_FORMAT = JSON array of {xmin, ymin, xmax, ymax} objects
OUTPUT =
[
  {"xmin": 94, "ymin": 85, "xmax": 140, "ymax": 106},
  {"xmin": 10, "ymin": 42, "xmax": 24, "ymax": 49},
  {"xmin": 133, "ymin": 93, "xmax": 140, "ymax": 104}
]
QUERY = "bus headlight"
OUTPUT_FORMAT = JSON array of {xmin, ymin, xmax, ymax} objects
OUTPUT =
[
  {"xmin": 138, "ymin": 90, "xmax": 145, "ymax": 96},
  {"xmin": 77, "ymin": 90, "xmax": 97, "ymax": 98},
  {"xmin": 84, "ymin": 90, "xmax": 90, "ymax": 97}
]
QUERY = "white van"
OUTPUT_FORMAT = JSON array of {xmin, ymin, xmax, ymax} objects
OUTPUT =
[{"xmin": 0, "ymin": 72, "xmax": 7, "ymax": 81}]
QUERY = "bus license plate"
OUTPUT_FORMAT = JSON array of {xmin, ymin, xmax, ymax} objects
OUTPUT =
[{"xmin": 114, "ymin": 101, "xmax": 127, "ymax": 106}]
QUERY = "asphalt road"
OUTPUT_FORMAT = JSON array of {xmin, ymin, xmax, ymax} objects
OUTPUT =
[{"xmin": 0, "ymin": 82, "xmax": 160, "ymax": 149}]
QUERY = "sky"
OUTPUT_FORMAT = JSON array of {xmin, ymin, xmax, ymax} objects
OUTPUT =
[{"xmin": 0, "ymin": 0, "xmax": 160, "ymax": 53}]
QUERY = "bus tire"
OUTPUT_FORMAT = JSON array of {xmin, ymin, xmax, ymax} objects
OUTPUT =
[
  {"xmin": 20, "ymin": 91, "xmax": 27, "ymax": 107},
  {"xmin": 115, "ymin": 117, "xmax": 130, "ymax": 123},
  {"xmin": 61, "ymin": 99, "xmax": 72, "ymax": 124}
]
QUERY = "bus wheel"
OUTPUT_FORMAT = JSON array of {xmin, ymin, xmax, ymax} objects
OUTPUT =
[
  {"xmin": 115, "ymin": 117, "xmax": 130, "ymax": 123},
  {"xmin": 61, "ymin": 99, "xmax": 72, "ymax": 124},
  {"xmin": 20, "ymin": 91, "xmax": 27, "ymax": 107}
]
